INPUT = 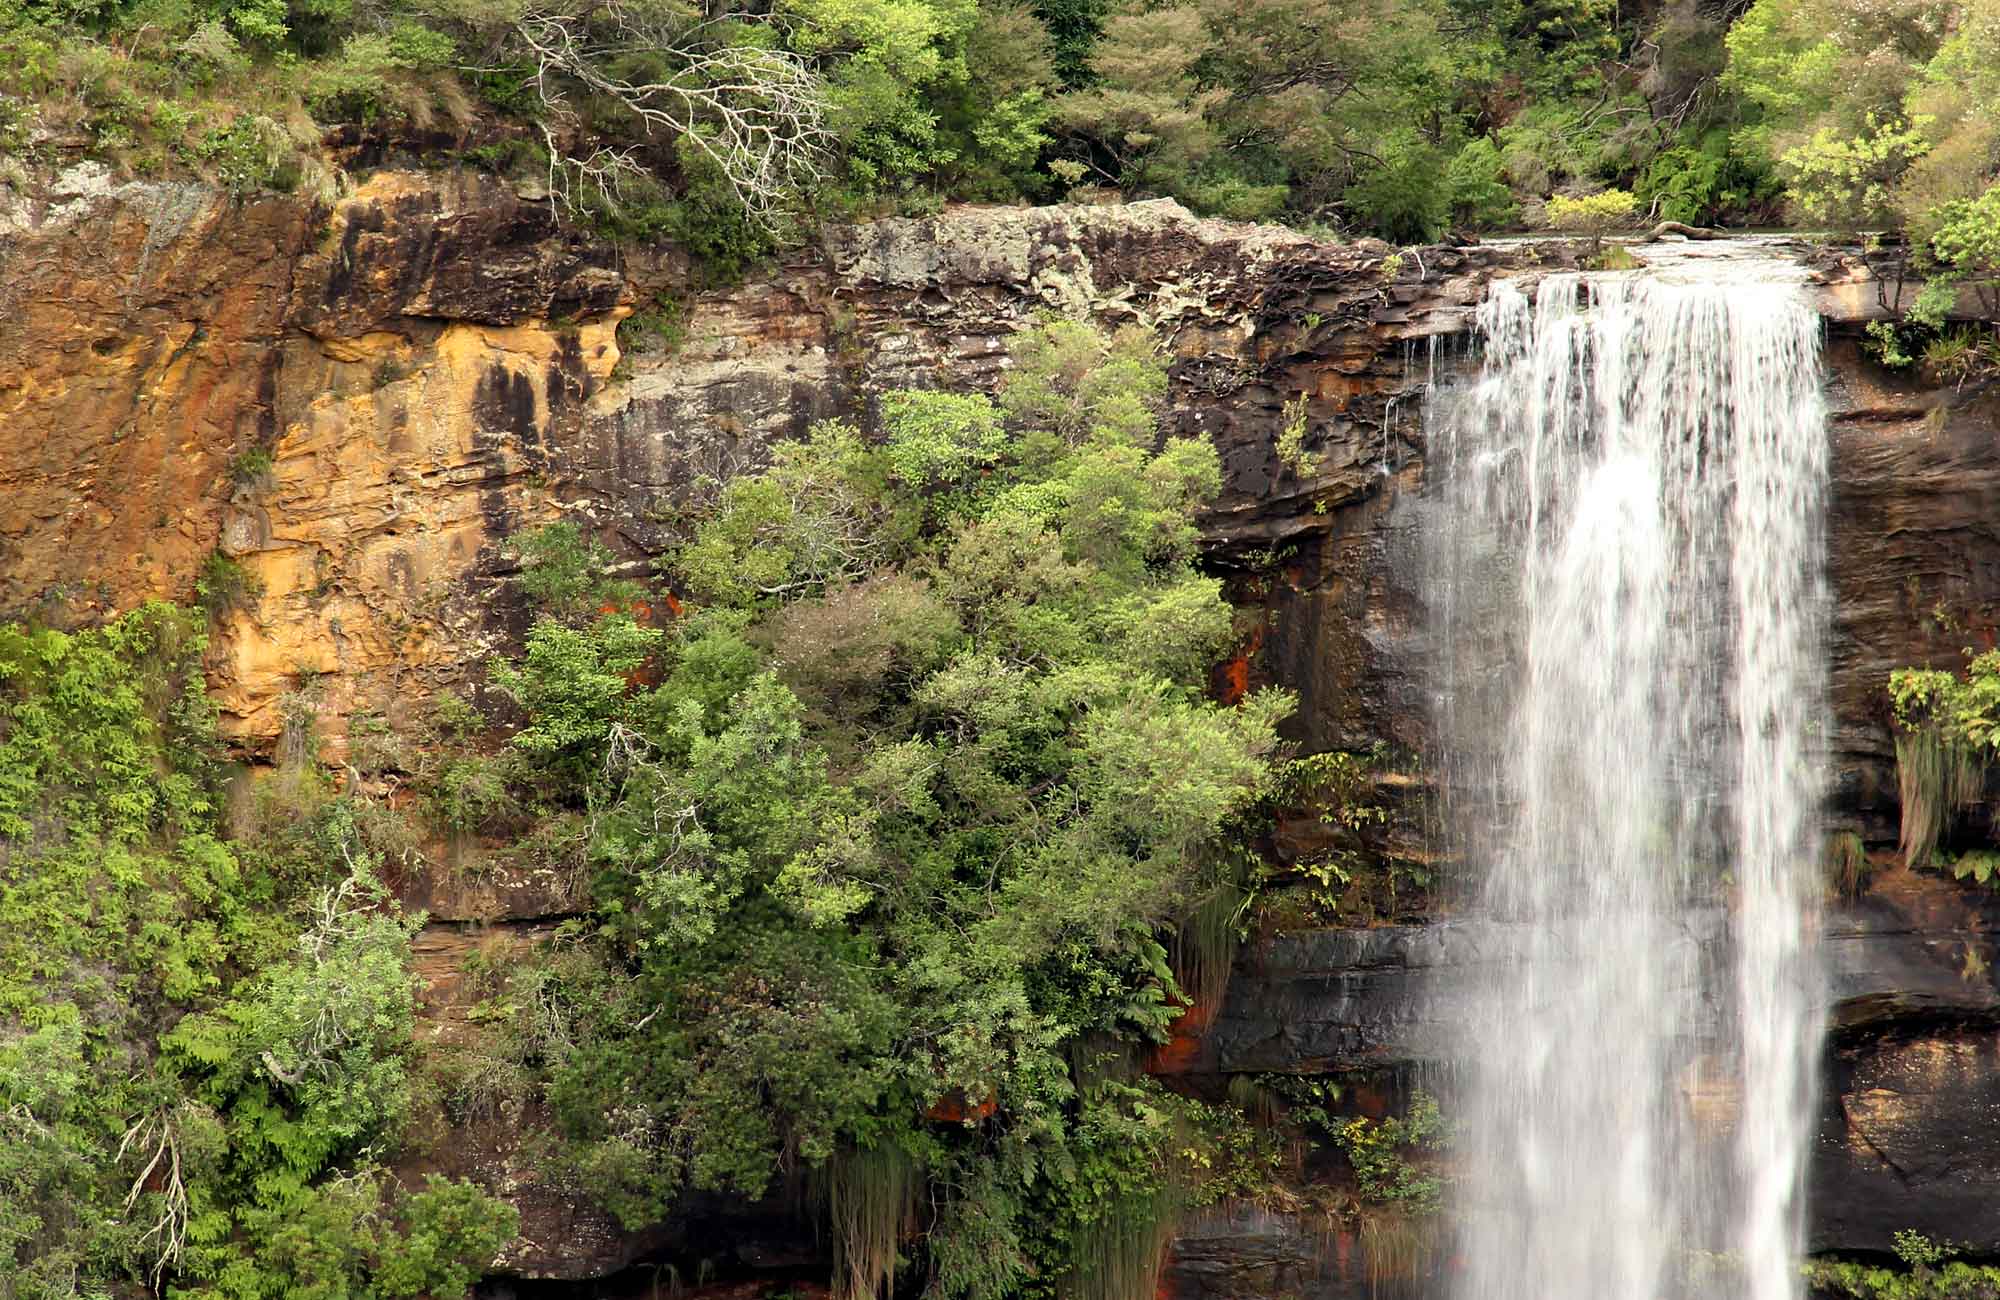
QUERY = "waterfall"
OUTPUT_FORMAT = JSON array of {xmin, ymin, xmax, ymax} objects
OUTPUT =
[{"xmin": 1425, "ymin": 264, "xmax": 1828, "ymax": 1300}]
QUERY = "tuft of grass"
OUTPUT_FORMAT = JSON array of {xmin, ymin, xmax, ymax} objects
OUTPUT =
[
  {"xmin": 195, "ymin": 549, "xmax": 263, "ymax": 618},
  {"xmin": 228, "ymin": 445, "xmax": 276, "ymax": 489},
  {"xmin": 1826, "ymin": 830, "xmax": 1871, "ymax": 901},
  {"xmin": 612, "ymin": 294, "xmax": 689, "ymax": 378}
]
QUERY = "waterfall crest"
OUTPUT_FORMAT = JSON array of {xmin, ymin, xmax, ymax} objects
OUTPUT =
[{"xmin": 1427, "ymin": 266, "xmax": 1828, "ymax": 1300}]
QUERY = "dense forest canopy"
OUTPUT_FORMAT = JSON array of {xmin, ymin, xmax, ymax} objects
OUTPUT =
[{"xmin": 6, "ymin": 0, "xmax": 1998, "ymax": 270}]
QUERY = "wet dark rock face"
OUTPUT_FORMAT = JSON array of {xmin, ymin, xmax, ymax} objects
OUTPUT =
[
  {"xmin": 1169, "ymin": 868, "xmax": 2000, "ymax": 1290},
  {"xmin": 1163, "ymin": 1206, "xmax": 1400, "ymax": 1300}
]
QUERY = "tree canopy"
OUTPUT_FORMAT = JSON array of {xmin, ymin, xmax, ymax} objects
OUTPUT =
[
  {"xmin": 0, "ymin": 0, "xmax": 1834, "ymax": 245},
  {"xmin": 480, "ymin": 318, "xmax": 1292, "ymax": 1298}
]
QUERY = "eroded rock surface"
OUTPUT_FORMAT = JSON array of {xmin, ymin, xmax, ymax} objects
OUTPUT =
[
  {"xmin": 1206, "ymin": 867, "xmax": 2000, "ymax": 1263},
  {"xmin": 3, "ymin": 169, "xmax": 1588, "ymax": 759}
]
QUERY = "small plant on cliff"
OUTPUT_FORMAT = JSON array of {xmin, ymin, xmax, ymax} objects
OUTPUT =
[
  {"xmin": 1232, "ymin": 749, "xmax": 1394, "ymax": 934},
  {"xmin": 229, "ymin": 445, "xmax": 277, "ymax": 490},
  {"xmin": 1274, "ymin": 395, "xmax": 1320, "ymax": 479},
  {"xmin": 615, "ymin": 294, "xmax": 689, "ymax": 366},
  {"xmin": 1800, "ymin": 1231, "xmax": 2000, "ymax": 1300},
  {"xmin": 195, "ymin": 549, "xmax": 264, "ymax": 617},
  {"xmin": 1886, "ymin": 654, "xmax": 2000, "ymax": 867},
  {"xmin": 1827, "ymin": 830, "xmax": 1872, "ymax": 900},
  {"xmin": 1948, "ymin": 849, "xmax": 2000, "ymax": 891},
  {"xmin": 1336, "ymin": 1090, "xmax": 1448, "ymax": 1213},
  {"xmin": 513, "ymin": 521, "xmax": 645, "ymax": 626},
  {"xmin": 1865, "ymin": 320, "xmax": 1918, "ymax": 370}
]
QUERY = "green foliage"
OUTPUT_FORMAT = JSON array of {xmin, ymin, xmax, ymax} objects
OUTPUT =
[
  {"xmin": 1233, "ymin": 749, "xmax": 1413, "ymax": 931},
  {"xmin": 481, "ymin": 318, "xmax": 1291, "ymax": 1300},
  {"xmin": 1948, "ymin": 848, "xmax": 2000, "ymax": 889},
  {"xmin": 185, "ymin": 115, "xmax": 301, "ymax": 195},
  {"xmin": 1445, "ymin": 137, "xmax": 1518, "ymax": 229},
  {"xmin": 1916, "ymin": 185, "xmax": 2000, "ymax": 326},
  {"xmin": 1866, "ymin": 319, "xmax": 1919, "ymax": 370},
  {"xmin": 490, "ymin": 615, "xmax": 664, "ymax": 789},
  {"xmin": 615, "ymin": 294, "xmax": 689, "ymax": 366},
  {"xmin": 1273, "ymin": 396, "xmax": 1318, "ymax": 479},
  {"xmin": 1635, "ymin": 129, "xmax": 1771, "ymax": 226},
  {"xmin": 512, "ymin": 521, "xmax": 645, "ymax": 626},
  {"xmin": 0, "ymin": 0, "xmax": 1810, "ymax": 239},
  {"xmin": 376, "ymin": 1175, "xmax": 523, "ymax": 1298},
  {"xmin": 229, "ymin": 445, "xmax": 278, "ymax": 489},
  {"xmin": 1803, "ymin": 1231, "xmax": 2000, "ymax": 1300},
  {"xmin": 1778, "ymin": 116, "xmax": 1931, "ymax": 230},
  {"xmin": 676, "ymin": 421, "xmax": 905, "ymax": 606},
  {"xmin": 163, "ymin": 855, "xmax": 422, "ymax": 1154},
  {"xmin": 1827, "ymin": 829, "xmax": 1871, "ymax": 899},
  {"xmin": 1919, "ymin": 328, "xmax": 1994, "ymax": 385},
  {"xmin": 0, "ymin": 605, "xmax": 511, "ymax": 1298},
  {"xmin": 197, "ymin": 550, "xmax": 264, "ymax": 618},
  {"xmin": 1347, "ymin": 132, "xmax": 1454, "ymax": 245},
  {"xmin": 1335, "ymin": 1090, "xmax": 1447, "ymax": 1212},
  {"xmin": 1897, "ymin": 1229, "xmax": 1956, "ymax": 1272},
  {"xmin": 1493, "ymin": 98, "xmax": 1631, "ymax": 197},
  {"xmin": 1725, "ymin": 0, "xmax": 2000, "ymax": 307},
  {"xmin": 1544, "ymin": 188, "xmax": 1638, "ymax": 240},
  {"xmin": 881, "ymin": 388, "xmax": 1009, "ymax": 493},
  {"xmin": 1888, "ymin": 653, "xmax": 2000, "ymax": 868}
]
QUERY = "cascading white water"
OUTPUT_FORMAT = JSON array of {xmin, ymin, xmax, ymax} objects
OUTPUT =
[{"xmin": 1425, "ymin": 260, "xmax": 1827, "ymax": 1300}]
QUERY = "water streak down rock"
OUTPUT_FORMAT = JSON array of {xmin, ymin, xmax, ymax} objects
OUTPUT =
[{"xmin": 1424, "ymin": 268, "xmax": 1829, "ymax": 1300}]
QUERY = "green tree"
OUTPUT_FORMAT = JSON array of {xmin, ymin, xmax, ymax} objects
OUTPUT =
[{"xmin": 484, "ymin": 317, "xmax": 1290, "ymax": 1299}]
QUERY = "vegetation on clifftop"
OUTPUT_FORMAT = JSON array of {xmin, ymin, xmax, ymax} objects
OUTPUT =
[
  {"xmin": 11, "ymin": 0, "xmax": 2000, "ymax": 301},
  {"xmin": 0, "ymin": 0, "xmax": 1788, "ymax": 246}
]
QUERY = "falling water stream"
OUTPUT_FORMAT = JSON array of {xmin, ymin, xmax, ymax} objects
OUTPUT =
[{"xmin": 1425, "ymin": 254, "xmax": 1828, "ymax": 1300}]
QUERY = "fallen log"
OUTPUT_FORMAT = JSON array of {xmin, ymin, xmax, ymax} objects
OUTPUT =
[{"xmin": 1635, "ymin": 221, "xmax": 1725, "ymax": 242}]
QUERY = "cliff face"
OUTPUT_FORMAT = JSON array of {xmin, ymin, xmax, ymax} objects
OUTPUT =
[
  {"xmin": 0, "ymin": 164, "xmax": 1547, "ymax": 756},
  {"xmin": 5, "ymin": 167, "xmax": 1998, "ymax": 1289}
]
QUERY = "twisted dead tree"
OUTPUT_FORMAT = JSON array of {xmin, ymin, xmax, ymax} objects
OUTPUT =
[
  {"xmin": 119, "ymin": 1106, "xmax": 200, "ymax": 1287},
  {"xmin": 508, "ymin": 3, "xmax": 833, "ymax": 225}
]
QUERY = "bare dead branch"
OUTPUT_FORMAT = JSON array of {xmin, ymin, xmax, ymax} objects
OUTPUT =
[{"xmin": 508, "ymin": 4, "xmax": 832, "ymax": 225}]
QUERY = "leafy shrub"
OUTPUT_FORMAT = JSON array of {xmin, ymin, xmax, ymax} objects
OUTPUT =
[
  {"xmin": 1336, "ymin": 1090, "xmax": 1447, "ymax": 1211},
  {"xmin": 184, "ymin": 115, "xmax": 300, "ymax": 194},
  {"xmin": 1446, "ymin": 137, "xmax": 1517, "ymax": 229},
  {"xmin": 513, "ymin": 521, "xmax": 643, "ymax": 625},
  {"xmin": 229, "ymin": 445, "xmax": 277, "ymax": 488},
  {"xmin": 1886, "ymin": 651, "xmax": 2000, "ymax": 868},
  {"xmin": 1635, "ymin": 129, "xmax": 1771, "ymax": 226},
  {"xmin": 492, "ymin": 319, "xmax": 1292, "ymax": 1299},
  {"xmin": 196, "ymin": 548, "xmax": 263, "ymax": 616},
  {"xmin": 615, "ymin": 294, "xmax": 688, "ymax": 363},
  {"xmin": 1545, "ymin": 188, "xmax": 1638, "ymax": 235},
  {"xmin": 1346, "ymin": 133, "xmax": 1451, "ymax": 244}
]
